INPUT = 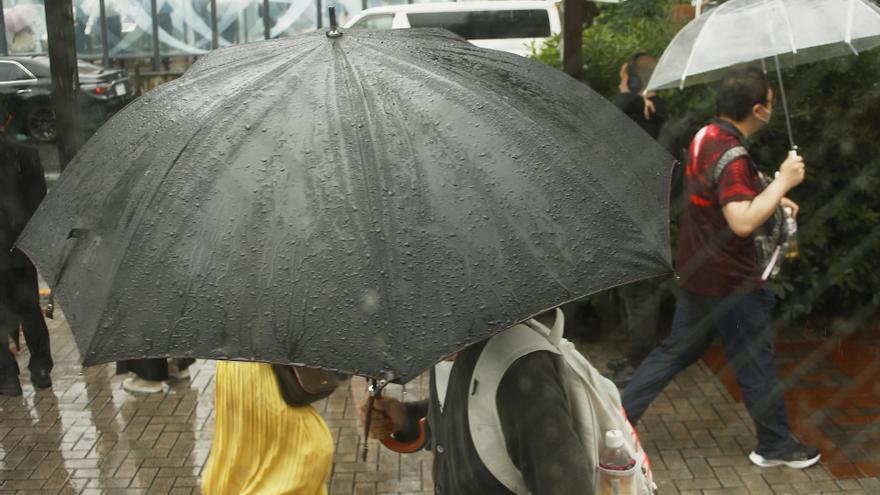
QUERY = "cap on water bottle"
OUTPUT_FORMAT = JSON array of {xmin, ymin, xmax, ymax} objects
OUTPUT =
[{"xmin": 605, "ymin": 429, "xmax": 624, "ymax": 448}]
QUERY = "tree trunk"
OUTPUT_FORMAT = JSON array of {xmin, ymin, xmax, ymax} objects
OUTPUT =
[{"xmin": 45, "ymin": 0, "xmax": 82, "ymax": 171}]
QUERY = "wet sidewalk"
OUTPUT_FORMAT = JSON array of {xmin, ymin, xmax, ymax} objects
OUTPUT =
[{"xmin": 1, "ymin": 311, "xmax": 879, "ymax": 494}]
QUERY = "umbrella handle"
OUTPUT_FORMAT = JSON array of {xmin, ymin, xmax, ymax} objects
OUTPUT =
[
  {"xmin": 362, "ymin": 378, "xmax": 387, "ymax": 461},
  {"xmin": 381, "ymin": 417, "xmax": 427, "ymax": 453}
]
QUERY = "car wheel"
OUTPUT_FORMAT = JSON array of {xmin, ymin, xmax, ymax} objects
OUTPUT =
[{"xmin": 24, "ymin": 102, "xmax": 57, "ymax": 142}]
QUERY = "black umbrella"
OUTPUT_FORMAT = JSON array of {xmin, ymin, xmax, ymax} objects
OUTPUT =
[{"xmin": 18, "ymin": 25, "xmax": 672, "ymax": 382}]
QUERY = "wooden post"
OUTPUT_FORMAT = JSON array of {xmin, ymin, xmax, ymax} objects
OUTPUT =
[
  {"xmin": 561, "ymin": 1, "xmax": 599, "ymax": 77},
  {"xmin": 561, "ymin": 0, "xmax": 584, "ymax": 77},
  {"xmin": 45, "ymin": 0, "xmax": 82, "ymax": 171}
]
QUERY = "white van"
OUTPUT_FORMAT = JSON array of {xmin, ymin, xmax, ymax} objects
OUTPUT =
[{"xmin": 342, "ymin": 1, "xmax": 561, "ymax": 57}]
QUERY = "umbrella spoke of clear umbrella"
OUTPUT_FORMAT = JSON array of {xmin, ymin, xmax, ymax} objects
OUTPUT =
[{"xmin": 649, "ymin": 0, "xmax": 880, "ymax": 152}]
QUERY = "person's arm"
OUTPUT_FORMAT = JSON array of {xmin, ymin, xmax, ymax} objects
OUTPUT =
[
  {"xmin": 497, "ymin": 351, "xmax": 594, "ymax": 495},
  {"xmin": 722, "ymin": 153, "xmax": 805, "ymax": 237},
  {"xmin": 611, "ymin": 92, "xmax": 643, "ymax": 115},
  {"xmin": 358, "ymin": 396, "xmax": 429, "ymax": 448},
  {"xmin": 18, "ymin": 146, "xmax": 47, "ymax": 217}
]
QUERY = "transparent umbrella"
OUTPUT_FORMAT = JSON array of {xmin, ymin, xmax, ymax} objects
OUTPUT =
[{"xmin": 646, "ymin": 0, "xmax": 880, "ymax": 149}]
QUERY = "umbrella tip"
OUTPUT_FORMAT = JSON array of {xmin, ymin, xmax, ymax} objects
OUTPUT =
[{"xmin": 326, "ymin": 7, "xmax": 342, "ymax": 38}]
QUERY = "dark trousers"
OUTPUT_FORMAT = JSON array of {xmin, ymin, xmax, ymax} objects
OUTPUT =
[
  {"xmin": 622, "ymin": 287, "xmax": 796, "ymax": 456},
  {"xmin": 0, "ymin": 265, "xmax": 53, "ymax": 378},
  {"xmin": 117, "ymin": 358, "xmax": 196, "ymax": 381},
  {"xmin": 617, "ymin": 278, "xmax": 663, "ymax": 364}
]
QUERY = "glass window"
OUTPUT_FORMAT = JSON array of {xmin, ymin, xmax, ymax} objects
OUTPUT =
[
  {"xmin": 365, "ymin": 0, "xmax": 406, "ymax": 9},
  {"xmin": 156, "ymin": 0, "xmax": 213, "ymax": 56},
  {"xmin": 406, "ymin": 10, "xmax": 552, "ymax": 40},
  {"xmin": 271, "ymin": 0, "xmax": 321, "ymax": 39},
  {"xmin": 73, "ymin": 0, "xmax": 103, "ymax": 59},
  {"xmin": 72, "ymin": 0, "xmax": 155, "ymax": 59},
  {"xmin": 0, "ymin": 62, "xmax": 31, "ymax": 82},
  {"xmin": 349, "ymin": 14, "xmax": 393, "ymax": 30},
  {"xmin": 214, "ymin": 0, "xmax": 265, "ymax": 45},
  {"xmin": 4, "ymin": 0, "xmax": 47, "ymax": 55}
]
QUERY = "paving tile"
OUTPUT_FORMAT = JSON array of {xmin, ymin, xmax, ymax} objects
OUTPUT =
[{"xmin": 4, "ymin": 309, "xmax": 878, "ymax": 494}]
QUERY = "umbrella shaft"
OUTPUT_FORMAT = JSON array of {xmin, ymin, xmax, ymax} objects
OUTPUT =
[{"xmin": 773, "ymin": 55, "xmax": 796, "ymax": 150}]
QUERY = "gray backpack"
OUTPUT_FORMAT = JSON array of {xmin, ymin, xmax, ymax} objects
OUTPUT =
[
  {"xmin": 712, "ymin": 145, "xmax": 788, "ymax": 280},
  {"xmin": 467, "ymin": 309, "xmax": 655, "ymax": 494}
]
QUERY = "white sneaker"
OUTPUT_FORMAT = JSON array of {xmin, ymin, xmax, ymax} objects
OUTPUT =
[
  {"xmin": 168, "ymin": 360, "xmax": 191, "ymax": 380},
  {"xmin": 123, "ymin": 376, "xmax": 164, "ymax": 394},
  {"xmin": 749, "ymin": 444, "xmax": 821, "ymax": 469}
]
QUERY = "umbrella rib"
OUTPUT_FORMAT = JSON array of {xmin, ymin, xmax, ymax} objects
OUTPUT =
[
  {"xmin": 845, "ymin": 0, "xmax": 860, "ymax": 55},
  {"xmin": 678, "ymin": 7, "xmax": 719, "ymax": 90},
  {"xmin": 774, "ymin": 0, "xmax": 798, "ymax": 55}
]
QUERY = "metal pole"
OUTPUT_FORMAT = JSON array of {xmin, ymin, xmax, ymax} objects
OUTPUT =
[
  {"xmin": 99, "ymin": 0, "xmax": 110, "ymax": 67},
  {"xmin": 772, "ymin": 54, "xmax": 797, "ymax": 151},
  {"xmin": 150, "ymin": 0, "xmax": 160, "ymax": 71},
  {"xmin": 0, "ymin": 0, "xmax": 8, "ymax": 56},
  {"xmin": 362, "ymin": 0, "xmax": 367, "ymax": 13},
  {"xmin": 210, "ymin": 0, "xmax": 219, "ymax": 49},
  {"xmin": 316, "ymin": 0, "xmax": 323, "ymax": 29},
  {"xmin": 263, "ymin": 0, "xmax": 271, "ymax": 39},
  {"xmin": 45, "ymin": 0, "xmax": 82, "ymax": 171}
]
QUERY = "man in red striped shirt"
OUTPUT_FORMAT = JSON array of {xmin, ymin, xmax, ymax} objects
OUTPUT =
[{"xmin": 623, "ymin": 67, "xmax": 820, "ymax": 469}]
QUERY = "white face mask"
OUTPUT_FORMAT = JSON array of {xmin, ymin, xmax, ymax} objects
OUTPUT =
[{"xmin": 755, "ymin": 104, "xmax": 772, "ymax": 124}]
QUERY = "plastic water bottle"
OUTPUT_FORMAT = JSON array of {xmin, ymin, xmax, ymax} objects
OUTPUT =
[
  {"xmin": 783, "ymin": 207, "xmax": 799, "ymax": 259},
  {"xmin": 598, "ymin": 429, "xmax": 636, "ymax": 495}
]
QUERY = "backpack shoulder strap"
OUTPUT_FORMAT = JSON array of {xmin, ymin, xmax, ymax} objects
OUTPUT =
[
  {"xmin": 467, "ymin": 310, "xmax": 565, "ymax": 495},
  {"xmin": 712, "ymin": 145, "xmax": 749, "ymax": 185}
]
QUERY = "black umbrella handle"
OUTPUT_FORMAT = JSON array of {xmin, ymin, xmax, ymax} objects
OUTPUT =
[{"xmin": 362, "ymin": 378, "xmax": 387, "ymax": 461}]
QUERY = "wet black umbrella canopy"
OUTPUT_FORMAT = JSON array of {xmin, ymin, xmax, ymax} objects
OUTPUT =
[{"xmin": 18, "ymin": 25, "xmax": 673, "ymax": 381}]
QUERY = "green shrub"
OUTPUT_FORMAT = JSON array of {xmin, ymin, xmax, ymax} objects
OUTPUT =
[{"xmin": 534, "ymin": 0, "xmax": 880, "ymax": 320}]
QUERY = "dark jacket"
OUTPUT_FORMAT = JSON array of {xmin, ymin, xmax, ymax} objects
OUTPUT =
[
  {"xmin": 612, "ymin": 92, "xmax": 668, "ymax": 140},
  {"xmin": 394, "ymin": 340, "xmax": 594, "ymax": 494},
  {"xmin": 0, "ymin": 137, "xmax": 46, "ymax": 270}
]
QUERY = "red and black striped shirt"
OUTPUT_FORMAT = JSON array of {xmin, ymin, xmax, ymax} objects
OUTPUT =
[{"xmin": 675, "ymin": 121, "xmax": 764, "ymax": 296}]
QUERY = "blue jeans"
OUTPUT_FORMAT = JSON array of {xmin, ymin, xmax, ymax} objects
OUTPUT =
[{"xmin": 622, "ymin": 287, "xmax": 797, "ymax": 456}]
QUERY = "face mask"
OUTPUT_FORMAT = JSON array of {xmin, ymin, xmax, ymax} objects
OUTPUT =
[{"xmin": 755, "ymin": 104, "xmax": 772, "ymax": 124}]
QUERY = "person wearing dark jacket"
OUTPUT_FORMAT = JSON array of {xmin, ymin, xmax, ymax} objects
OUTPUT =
[
  {"xmin": 607, "ymin": 53, "xmax": 668, "ymax": 385},
  {"xmin": 0, "ymin": 97, "xmax": 53, "ymax": 396},
  {"xmin": 359, "ymin": 326, "xmax": 594, "ymax": 494}
]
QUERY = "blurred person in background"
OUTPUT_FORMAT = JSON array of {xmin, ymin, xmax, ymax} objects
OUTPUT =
[
  {"xmin": 607, "ymin": 53, "xmax": 669, "ymax": 386},
  {"xmin": 0, "ymin": 95, "xmax": 53, "ymax": 396}
]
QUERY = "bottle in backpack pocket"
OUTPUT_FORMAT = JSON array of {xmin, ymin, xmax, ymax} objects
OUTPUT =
[
  {"xmin": 598, "ymin": 429, "xmax": 637, "ymax": 495},
  {"xmin": 783, "ymin": 206, "xmax": 799, "ymax": 259}
]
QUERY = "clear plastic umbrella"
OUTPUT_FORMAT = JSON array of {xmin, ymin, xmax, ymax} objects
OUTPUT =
[{"xmin": 647, "ymin": 0, "xmax": 880, "ymax": 149}]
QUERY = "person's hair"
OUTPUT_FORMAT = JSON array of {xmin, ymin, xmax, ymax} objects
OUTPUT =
[
  {"xmin": 629, "ymin": 54, "xmax": 656, "ymax": 84},
  {"xmin": 716, "ymin": 66, "xmax": 770, "ymax": 121}
]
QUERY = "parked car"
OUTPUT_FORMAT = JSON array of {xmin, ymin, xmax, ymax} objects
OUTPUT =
[
  {"xmin": 343, "ymin": 1, "xmax": 562, "ymax": 57},
  {"xmin": 0, "ymin": 56, "xmax": 136, "ymax": 142}
]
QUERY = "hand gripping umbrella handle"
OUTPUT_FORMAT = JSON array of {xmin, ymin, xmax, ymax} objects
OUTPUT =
[
  {"xmin": 381, "ymin": 418, "xmax": 427, "ymax": 453},
  {"xmin": 362, "ymin": 380, "xmax": 427, "ymax": 460}
]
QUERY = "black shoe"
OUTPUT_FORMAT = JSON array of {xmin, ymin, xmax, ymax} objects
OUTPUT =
[
  {"xmin": 0, "ymin": 376, "xmax": 23, "ymax": 396},
  {"xmin": 610, "ymin": 366, "xmax": 635, "ymax": 389},
  {"xmin": 606, "ymin": 357, "xmax": 630, "ymax": 372},
  {"xmin": 30, "ymin": 369, "xmax": 52, "ymax": 389},
  {"xmin": 749, "ymin": 443, "xmax": 821, "ymax": 469}
]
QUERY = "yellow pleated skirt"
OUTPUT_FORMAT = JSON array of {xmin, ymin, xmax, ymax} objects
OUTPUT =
[{"xmin": 201, "ymin": 361, "xmax": 334, "ymax": 495}]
